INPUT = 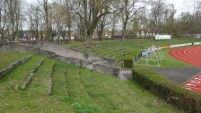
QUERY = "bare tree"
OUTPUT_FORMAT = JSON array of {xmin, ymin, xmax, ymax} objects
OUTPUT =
[
  {"xmin": 27, "ymin": 4, "xmax": 41, "ymax": 40},
  {"xmin": 5, "ymin": 0, "xmax": 23, "ymax": 40},
  {"xmin": 149, "ymin": 0, "xmax": 173, "ymax": 35},
  {"xmin": 69, "ymin": 0, "xmax": 113, "ymax": 46},
  {"xmin": 176, "ymin": 12, "xmax": 190, "ymax": 36},
  {"xmin": 96, "ymin": 14, "xmax": 106, "ymax": 41},
  {"xmin": 49, "ymin": 2, "xmax": 65, "ymax": 42},
  {"xmin": 119, "ymin": 0, "xmax": 145, "ymax": 42},
  {"xmin": 0, "ymin": 0, "xmax": 11, "ymax": 40},
  {"xmin": 63, "ymin": 0, "xmax": 75, "ymax": 43},
  {"xmin": 183, "ymin": 0, "xmax": 201, "ymax": 34},
  {"xmin": 38, "ymin": 0, "xmax": 52, "ymax": 40},
  {"xmin": 163, "ymin": 4, "xmax": 176, "ymax": 35},
  {"xmin": 96, "ymin": 13, "xmax": 117, "ymax": 40}
]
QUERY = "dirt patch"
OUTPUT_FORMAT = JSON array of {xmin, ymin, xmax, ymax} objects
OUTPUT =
[{"xmin": 151, "ymin": 67, "xmax": 201, "ymax": 84}]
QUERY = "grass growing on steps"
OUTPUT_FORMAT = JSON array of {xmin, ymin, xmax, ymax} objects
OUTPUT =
[
  {"xmin": 79, "ymin": 68, "xmax": 122, "ymax": 112},
  {"xmin": 27, "ymin": 57, "xmax": 56, "ymax": 95},
  {"xmin": 0, "ymin": 55, "xmax": 72, "ymax": 113},
  {"xmin": 0, "ymin": 54, "xmax": 182, "ymax": 112},
  {"xmin": 0, "ymin": 52, "xmax": 33, "ymax": 70},
  {"xmin": 52, "ymin": 62, "xmax": 69, "ymax": 96},
  {"xmin": 78, "ymin": 67, "xmax": 181, "ymax": 113},
  {"xmin": 0, "ymin": 54, "xmax": 45, "ymax": 87},
  {"xmin": 65, "ymin": 64, "xmax": 100, "ymax": 113},
  {"xmin": 66, "ymin": 38, "xmax": 201, "ymax": 66}
]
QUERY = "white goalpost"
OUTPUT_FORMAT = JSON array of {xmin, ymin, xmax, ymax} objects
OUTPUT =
[{"xmin": 134, "ymin": 46, "xmax": 163, "ymax": 67}]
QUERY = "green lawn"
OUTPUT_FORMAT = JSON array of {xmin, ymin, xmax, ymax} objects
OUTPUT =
[
  {"xmin": 0, "ymin": 53, "xmax": 182, "ymax": 112},
  {"xmin": 0, "ymin": 52, "xmax": 33, "ymax": 70}
]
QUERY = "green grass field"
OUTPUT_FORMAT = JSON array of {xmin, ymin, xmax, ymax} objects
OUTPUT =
[{"xmin": 0, "ymin": 53, "xmax": 182, "ymax": 112}]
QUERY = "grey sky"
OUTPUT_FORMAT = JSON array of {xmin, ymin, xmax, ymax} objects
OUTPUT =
[
  {"xmin": 27, "ymin": 0, "xmax": 189, "ymax": 17},
  {"xmin": 166, "ymin": 0, "xmax": 186, "ymax": 16}
]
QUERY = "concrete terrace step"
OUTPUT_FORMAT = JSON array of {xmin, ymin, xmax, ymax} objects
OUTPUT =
[
  {"xmin": 6, "ymin": 41, "xmax": 120, "ymax": 76},
  {"xmin": 118, "ymin": 69, "xmax": 133, "ymax": 81},
  {"xmin": 22, "ymin": 41, "xmax": 115, "ymax": 66}
]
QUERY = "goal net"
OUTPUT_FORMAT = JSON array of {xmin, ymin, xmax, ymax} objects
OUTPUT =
[{"xmin": 133, "ymin": 46, "xmax": 163, "ymax": 67}]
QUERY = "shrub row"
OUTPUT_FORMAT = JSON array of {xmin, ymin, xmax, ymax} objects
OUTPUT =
[
  {"xmin": 123, "ymin": 59, "xmax": 133, "ymax": 68},
  {"xmin": 122, "ymin": 52, "xmax": 137, "ymax": 68},
  {"xmin": 132, "ymin": 66, "xmax": 201, "ymax": 113},
  {"xmin": 21, "ymin": 58, "xmax": 45, "ymax": 90},
  {"xmin": 0, "ymin": 56, "xmax": 32, "ymax": 79}
]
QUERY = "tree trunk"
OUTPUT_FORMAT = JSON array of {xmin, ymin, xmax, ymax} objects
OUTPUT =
[
  {"xmin": 86, "ymin": 36, "xmax": 92, "ymax": 47},
  {"xmin": 97, "ymin": 26, "xmax": 104, "ymax": 41},
  {"xmin": 67, "ymin": 26, "xmax": 71, "ymax": 43},
  {"xmin": 112, "ymin": 20, "xmax": 116, "ymax": 39},
  {"xmin": 122, "ymin": 21, "xmax": 127, "ymax": 42}
]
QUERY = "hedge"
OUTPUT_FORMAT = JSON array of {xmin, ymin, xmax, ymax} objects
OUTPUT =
[
  {"xmin": 122, "ymin": 51, "xmax": 137, "ymax": 68},
  {"xmin": 132, "ymin": 66, "xmax": 201, "ymax": 113},
  {"xmin": 123, "ymin": 59, "xmax": 133, "ymax": 68}
]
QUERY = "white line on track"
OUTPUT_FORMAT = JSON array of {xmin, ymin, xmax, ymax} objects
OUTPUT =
[
  {"xmin": 183, "ymin": 86, "xmax": 201, "ymax": 91},
  {"xmin": 183, "ymin": 49, "xmax": 201, "ymax": 62},
  {"xmin": 182, "ymin": 73, "xmax": 201, "ymax": 93},
  {"xmin": 170, "ymin": 47, "xmax": 201, "ymax": 66}
]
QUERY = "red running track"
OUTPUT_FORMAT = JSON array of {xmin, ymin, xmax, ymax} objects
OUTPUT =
[
  {"xmin": 169, "ymin": 46, "xmax": 201, "ymax": 67},
  {"xmin": 169, "ymin": 46, "xmax": 201, "ymax": 93},
  {"xmin": 182, "ymin": 73, "xmax": 201, "ymax": 93}
]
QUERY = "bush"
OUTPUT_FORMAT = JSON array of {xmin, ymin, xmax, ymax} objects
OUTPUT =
[
  {"xmin": 132, "ymin": 66, "xmax": 201, "ymax": 113},
  {"xmin": 123, "ymin": 59, "xmax": 133, "ymax": 68},
  {"xmin": 122, "ymin": 51, "xmax": 137, "ymax": 68}
]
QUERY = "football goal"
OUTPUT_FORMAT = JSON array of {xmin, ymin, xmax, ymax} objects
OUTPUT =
[{"xmin": 133, "ymin": 46, "xmax": 163, "ymax": 67}]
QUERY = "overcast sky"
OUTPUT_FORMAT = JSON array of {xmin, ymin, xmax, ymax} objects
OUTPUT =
[
  {"xmin": 166, "ymin": 0, "xmax": 186, "ymax": 16},
  {"xmin": 27, "ymin": 0, "xmax": 189, "ymax": 17}
]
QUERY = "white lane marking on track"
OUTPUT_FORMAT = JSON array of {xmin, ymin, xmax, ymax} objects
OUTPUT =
[
  {"xmin": 171, "ymin": 47, "xmax": 201, "ymax": 66},
  {"xmin": 182, "ymin": 73, "xmax": 201, "ymax": 93},
  {"xmin": 182, "ymin": 48, "xmax": 201, "ymax": 63},
  {"xmin": 190, "ymin": 80, "xmax": 201, "ymax": 84},
  {"xmin": 184, "ymin": 83, "xmax": 196, "ymax": 86},
  {"xmin": 186, "ymin": 48, "xmax": 201, "ymax": 61},
  {"xmin": 195, "ymin": 78, "xmax": 201, "ymax": 80},
  {"xmin": 189, "ymin": 48, "xmax": 201, "ymax": 58},
  {"xmin": 195, "ymin": 48, "xmax": 201, "ymax": 57},
  {"xmin": 172, "ymin": 49, "xmax": 201, "ymax": 66},
  {"xmin": 183, "ymin": 86, "xmax": 201, "ymax": 91},
  {"xmin": 188, "ymin": 49, "xmax": 201, "ymax": 59}
]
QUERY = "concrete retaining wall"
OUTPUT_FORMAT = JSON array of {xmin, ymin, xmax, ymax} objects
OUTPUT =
[
  {"xmin": 0, "ymin": 43, "xmax": 120, "ymax": 76},
  {"xmin": 55, "ymin": 55, "xmax": 119, "ymax": 76},
  {"xmin": 21, "ymin": 41, "xmax": 115, "ymax": 66}
]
